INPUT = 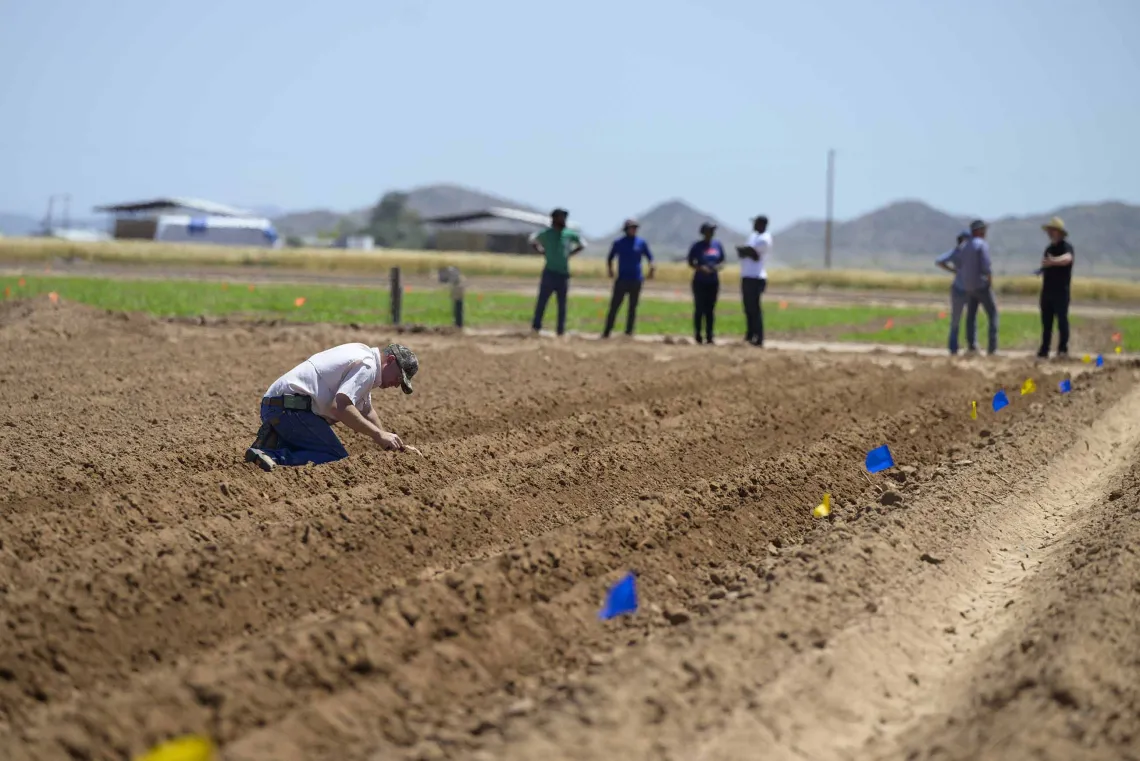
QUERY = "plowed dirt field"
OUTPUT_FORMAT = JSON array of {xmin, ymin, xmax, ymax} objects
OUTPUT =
[{"xmin": 2, "ymin": 297, "xmax": 1138, "ymax": 761}]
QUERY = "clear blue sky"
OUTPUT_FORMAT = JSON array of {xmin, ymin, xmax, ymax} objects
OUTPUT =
[{"xmin": 2, "ymin": 0, "xmax": 1137, "ymax": 233}]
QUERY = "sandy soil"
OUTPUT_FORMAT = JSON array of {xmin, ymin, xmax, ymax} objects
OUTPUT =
[{"xmin": 1, "ymin": 296, "xmax": 1138, "ymax": 761}]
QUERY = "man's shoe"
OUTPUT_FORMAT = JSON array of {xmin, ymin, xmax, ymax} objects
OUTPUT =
[{"xmin": 245, "ymin": 448, "xmax": 275, "ymax": 472}]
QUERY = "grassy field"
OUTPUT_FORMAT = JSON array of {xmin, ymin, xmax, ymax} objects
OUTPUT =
[
  {"xmin": 3, "ymin": 273, "xmax": 1137, "ymax": 352},
  {"xmin": 5, "ymin": 236, "xmax": 1140, "ymax": 302},
  {"xmin": 0, "ymin": 274, "xmax": 906, "ymax": 338}
]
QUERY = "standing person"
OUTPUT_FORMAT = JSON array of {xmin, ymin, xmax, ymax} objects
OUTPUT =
[
  {"xmin": 530, "ymin": 208, "xmax": 585, "ymax": 336},
  {"xmin": 245, "ymin": 342, "xmax": 419, "ymax": 471},
  {"xmin": 935, "ymin": 229, "xmax": 973, "ymax": 355},
  {"xmin": 602, "ymin": 218, "xmax": 655, "ymax": 338},
  {"xmin": 738, "ymin": 215, "xmax": 772, "ymax": 346},
  {"xmin": 687, "ymin": 222, "xmax": 726, "ymax": 344},
  {"xmin": 961, "ymin": 219, "xmax": 1000, "ymax": 355},
  {"xmin": 1036, "ymin": 216, "xmax": 1075, "ymax": 359}
]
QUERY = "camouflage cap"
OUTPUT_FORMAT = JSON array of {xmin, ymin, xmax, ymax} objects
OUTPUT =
[{"xmin": 385, "ymin": 343, "xmax": 419, "ymax": 394}]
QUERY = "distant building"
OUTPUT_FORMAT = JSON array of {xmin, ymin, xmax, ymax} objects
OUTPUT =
[
  {"xmin": 94, "ymin": 197, "xmax": 279, "ymax": 248},
  {"xmin": 335, "ymin": 234, "xmax": 375, "ymax": 250},
  {"xmin": 43, "ymin": 227, "xmax": 111, "ymax": 242},
  {"xmin": 423, "ymin": 207, "xmax": 584, "ymax": 255}
]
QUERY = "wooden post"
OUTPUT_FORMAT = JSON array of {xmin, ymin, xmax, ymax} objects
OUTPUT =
[{"xmin": 390, "ymin": 267, "xmax": 402, "ymax": 325}]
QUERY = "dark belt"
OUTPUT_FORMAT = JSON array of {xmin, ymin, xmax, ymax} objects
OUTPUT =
[{"xmin": 263, "ymin": 394, "xmax": 312, "ymax": 411}]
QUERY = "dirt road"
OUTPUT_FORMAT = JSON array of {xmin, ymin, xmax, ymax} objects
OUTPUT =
[{"xmin": 1, "ymin": 297, "xmax": 1137, "ymax": 761}]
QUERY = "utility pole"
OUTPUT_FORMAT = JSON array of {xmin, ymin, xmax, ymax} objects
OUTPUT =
[
  {"xmin": 62, "ymin": 194, "xmax": 71, "ymax": 230},
  {"xmin": 824, "ymin": 149, "xmax": 835, "ymax": 270},
  {"xmin": 42, "ymin": 195, "xmax": 56, "ymax": 235}
]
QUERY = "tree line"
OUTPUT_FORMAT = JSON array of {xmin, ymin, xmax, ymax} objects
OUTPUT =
[{"xmin": 284, "ymin": 192, "xmax": 425, "ymax": 248}]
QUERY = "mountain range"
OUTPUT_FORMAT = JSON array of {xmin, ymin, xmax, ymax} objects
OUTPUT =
[
  {"xmin": 4, "ymin": 184, "xmax": 1139, "ymax": 272},
  {"xmin": 271, "ymin": 184, "xmax": 1140, "ymax": 272}
]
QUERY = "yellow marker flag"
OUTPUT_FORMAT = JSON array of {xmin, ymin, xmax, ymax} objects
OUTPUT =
[
  {"xmin": 1082, "ymin": 354, "xmax": 1092, "ymax": 364},
  {"xmin": 970, "ymin": 400, "xmax": 977, "ymax": 420},
  {"xmin": 1021, "ymin": 378, "xmax": 1036, "ymax": 395},
  {"xmin": 134, "ymin": 736, "xmax": 215, "ymax": 761},
  {"xmin": 812, "ymin": 492, "xmax": 831, "ymax": 518},
  {"xmin": 1116, "ymin": 346, "xmax": 1123, "ymax": 355}
]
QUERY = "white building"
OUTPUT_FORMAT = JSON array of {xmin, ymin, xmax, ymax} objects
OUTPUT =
[{"xmin": 94, "ymin": 197, "xmax": 280, "ymax": 248}]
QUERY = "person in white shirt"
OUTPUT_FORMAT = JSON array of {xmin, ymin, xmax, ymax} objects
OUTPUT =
[
  {"xmin": 738, "ymin": 215, "xmax": 772, "ymax": 346},
  {"xmin": 245, "ymin": 343, "xmax": 419, "ymax": 471}
]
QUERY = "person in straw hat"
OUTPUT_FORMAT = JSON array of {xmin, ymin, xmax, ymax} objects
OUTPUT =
[{"xmin": 1036, "ymin": 216, "xmax": 1074, "ymax": 359}]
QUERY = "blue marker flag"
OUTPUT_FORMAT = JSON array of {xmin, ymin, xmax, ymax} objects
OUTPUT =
[
  {"xmin": 1059, "ymin": 378, "xmax": 1072, "ymax": 394},
  {"xmin": 1096, "ymin": 354, "xmax": 1104, "ymax": 367},
  {"xmin": 992, "ymin": 389, "xmax": 1009, "ymax": 412},
  {"xmin": 598, "ymin": 572, "xmax": 638, "ymax": 620},
  {"xmin": 865, "ymin": 445, "xmax": 895, "ymax": 474}
]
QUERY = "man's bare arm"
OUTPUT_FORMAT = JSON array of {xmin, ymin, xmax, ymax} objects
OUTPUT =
[{"xmin": 334, "ymin": 394, "xmax": 404, "ymax": 450}]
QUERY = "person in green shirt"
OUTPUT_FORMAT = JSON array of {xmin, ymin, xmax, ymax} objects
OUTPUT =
[{"xmin": 530, "ymin": 208, "xmax": 585, "ymax": 335}]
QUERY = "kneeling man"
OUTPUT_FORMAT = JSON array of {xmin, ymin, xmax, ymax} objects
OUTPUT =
[{"xmin": 246, "ymin": 342, "xmax": 419, "ymax": 471}]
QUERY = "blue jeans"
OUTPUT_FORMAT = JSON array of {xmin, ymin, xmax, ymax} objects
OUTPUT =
[
  {"xmin": 965, "ymin": 287, "xmax": 999, "ymax": 354},
  {"xmin": 947, "ymin": 286, "xmax": 969, "ymax": 354},
  {"xmin": 255, "ymin": 401, "xmax": 349, "ymax": 467},
  {"xmin": 532, "ymin": 269, "xmax": 569, "ymax": 334}
]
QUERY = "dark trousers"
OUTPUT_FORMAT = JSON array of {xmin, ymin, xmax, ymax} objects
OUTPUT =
[
  {"xmin": 692, "ymin": 279, "xmax": 719, "ymax": 343},
  {"xmin": 253, "ymin": 402, "xmax": 349, "ymax": 467},
  {"xmin": 532, "ymin": 269, "xmax": 569, "ymax": 335},
  {"xmin": 603, "ymin": 279, "xmax": 642, "ymax": 337},
  {"xmin": 965, "ymin": 287, "xmax": 999, "ymax": 354},
  {"xmin": 1039, "ymin": 288, "xmax": 1070, "ymax": 356},
  {"xmin": 742, "ymin": 277, "xmax": 767, "ymax": 345}
]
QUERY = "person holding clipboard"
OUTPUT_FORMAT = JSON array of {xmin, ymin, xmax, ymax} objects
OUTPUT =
[{"xmin": 737, "ymin": 215, "xmax": 772, "ymax": 346}]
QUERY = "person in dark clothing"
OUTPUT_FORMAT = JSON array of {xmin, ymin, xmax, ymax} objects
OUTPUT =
[
  {"xmin": 1036, "ymin": 216, "xmax": 1075, "ymax": 359},
  {"xmin": 687, "ymin": 222, "xmax": 726, "ymax": 344},
  {"xmin": 602, "ymin": 218, "xmax": 655, "ymax": 338}
]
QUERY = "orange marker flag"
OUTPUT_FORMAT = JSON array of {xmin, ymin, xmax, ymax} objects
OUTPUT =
[
  {"xmin": 18, "ymin": 278, "xmax": 26, "ymax": 287},
  {"xmin": 884, "ymin": 317, "xmax": 895, "ymax": 330},
  {"xmin": 406, "ymin": 285, "xmax": 414, "ymax": 294},
  {"xmin": 1112, "ymin": 332, "xmax": 1122, "ymax": 343},
  {"xmin": 3, "ymin": 287, "xmax": 10, "ymax": 298},
  {"xmin": 48, "ymin": 292, "xmax": 59, "ymax": 304},
  {"xmin": 779, "ymin": 300, "xmax": 789, "ymax": 310},
  {"xmin": 248, "ymin": 284, "xmax": 256, "ymax": 292},
  {"xmin": 294, "ymin": 297, "xmax": 306, "ymax": 307},
  {"xmin": 938, "ymin": 310, "xmax": 947, "ymax": 319},
  {"xmin": 477, "ymin": 293, "xmax": 484, "ymax": 302}
]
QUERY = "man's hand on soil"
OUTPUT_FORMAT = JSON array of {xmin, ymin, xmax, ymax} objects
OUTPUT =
[{"xmin": 375, "ymin": 431, "xmax": 404, "ymax": 451}]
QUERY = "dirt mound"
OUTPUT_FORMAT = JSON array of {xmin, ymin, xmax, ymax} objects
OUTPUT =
[{"xmin": 0, "ymin": 304, "xmax": 1137, "ymax": 761}]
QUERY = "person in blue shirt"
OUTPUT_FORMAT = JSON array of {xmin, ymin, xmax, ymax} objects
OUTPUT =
[
  {"xmin": 936, "ymin": 229, "xmax": 972, "ymax": 355},
  {"xmin": 602, "ymin": 218, "xmax": 655, "ymax": 338},
  {"xmin": 960, "ymin": 219, "xmax": 999, "ymax": 355},
  {"xmin": 687, "ymin": 222, "xmax": 726, "ymax": 344}
]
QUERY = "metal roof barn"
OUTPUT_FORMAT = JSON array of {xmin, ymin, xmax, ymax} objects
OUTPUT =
[
  {"xmin": 423, "ymin": 207, "xmax": 585, "ymax": 254},
  {"xmin": 96, "ymin": 197, "xmax": 279, "ymax": 248}
]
